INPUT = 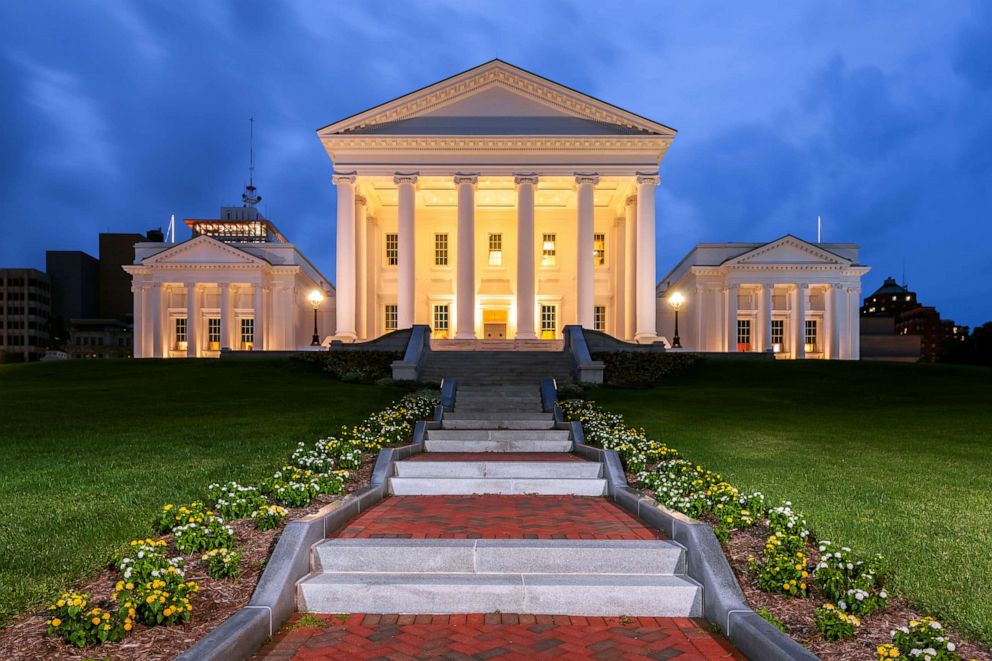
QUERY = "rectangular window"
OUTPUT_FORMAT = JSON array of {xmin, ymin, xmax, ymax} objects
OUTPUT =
[
  {"xmin": 241, "ymin": 318, "xmax": 254, "ymax": 350},
  {"xmin": 593, "ymin": 305, "xmax": 606, "ymax": 332},
  {"xmin": 207, "ymin": 318, "xmax": 221, "ymax": 349},
  {"xmin": 488, "ymin": 233, "xmax": 503, "ymax": 266},
  {"xmin": 805, "ymin": 319, "xmax": 818, "ymax": 352},
  {"xmin": 541, "ymin": 233, "xmax": 557, "ymax": 267},
  {"xmin": 385, "ymin": 233, "xmax": 398, "ymax": 266},
  {"xmin": 771, "ymin": 319, "xmax": 784, "ymax": 352},
  {"xmin": 432, "ymin": 304, "xmax": 449, "ymax": 339},
  {"xmin": 593, "ymin": 233, "xmax": 606, "ymax": 266},
  {"xmin": 174, "ymin": 317, "xmax": 187, "ymax": 350},
  {"xmin": 434, "ymin": 233, "xmax": 448, "ymax": 266},
  {"xmin": 737, "ymin": 319, "xmax": 752, "ymax": 351},
  {"xmin": 384, "ymin": 304, "xmax": 398, "ymax": 331},
  {"xmin": 540, "ymin": 304, "xmax": 557, "ymax": 339}
]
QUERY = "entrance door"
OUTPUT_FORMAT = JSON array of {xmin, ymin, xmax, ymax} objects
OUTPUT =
[{"xmin": 483, "ymin": 309, "xmax": 507, "ymax": 339}]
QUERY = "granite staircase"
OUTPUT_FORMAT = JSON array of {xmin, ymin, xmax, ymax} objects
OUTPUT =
[{"xmin": 419, "ymin": 351, "xmax": 573, "ymax": 385}]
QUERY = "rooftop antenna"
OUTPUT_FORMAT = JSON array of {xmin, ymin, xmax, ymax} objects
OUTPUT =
[
  {"xmin": 817, "ymin": 215, "xmax": 822, "ymax": 243},
  {"xmin": 242, "ymin": 117, "xmax": 261, "ymax": 208},
  {"xmin": 167, "ymin": 213, "xmax": 176, "ymax": 243}
]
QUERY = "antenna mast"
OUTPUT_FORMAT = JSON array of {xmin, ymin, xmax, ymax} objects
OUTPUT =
[
  {"xmin": 167, "ymin": 213, "xmax": 176, "ymax": 243},
  {"xmin": 817, "ymin": 215, "xmax": 822, "ymax": 243},
  {"xmin": 242, "ymin": 117, "xmax": 261, "ymax": 207}
]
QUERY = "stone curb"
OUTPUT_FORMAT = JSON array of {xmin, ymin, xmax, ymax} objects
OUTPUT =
[
  {"xmin": 175, "ymin": 438, "xmax": 425, "ymax": 661},
  {"xmin": 568, "ymin": 416, "xmax": 818, "ymax": 661}
]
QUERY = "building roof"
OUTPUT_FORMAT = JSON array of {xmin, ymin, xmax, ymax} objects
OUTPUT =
[{"xmin": 867, "ymin": 276, "xmax": 910, "ymax": 297}]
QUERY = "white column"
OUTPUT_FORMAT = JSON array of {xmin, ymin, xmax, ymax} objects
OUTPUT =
[
  {"xmin": 333, "ymin": 172, "xmax": 357, "ymax": 339},
  {"xmin": 132, "ymin": 285, "xmax": 144, "ymax": 358},
  {"xmin": 575, "ymin": 174, "xmax": 598, "ymax": 328},
  {"xmin": 826, "ymin": 285, "xmax": 838, "ymax": 359},
  {"xmin": 220, "ymin": 283, "xmax": 232, "ymax": 350},
  {"xmin": 367, "ymin": 216, "xmax": 378, "ymax": 337},
  {"xmin": 254, "ymin": 284, "xmax": 265, "ymax": 350},
  {"xmin": 793, "ymin": 283, "xmax": 807, "ymax": 359},
  {"xmin": 355, "ymin": 195, "xmax": 368, "ymax": 341},
  {"xmin": 726, "ymin": 285, "xmax": 738, "ymax": 352},
  {"xmin": 454, "ymin": 173, "xmax": 478, "ymax": 339},
  {"xmin": 634, "ymin": 172, "xmax": 659, "ymax": 342},
  {"xmin": 760, "ymin": 284, "xmax": 773, "ymax": 353},
  {"xmin": 849, "ymin": 286, "xmax": 861, "ymax": 360},
  {"xmin": 186, "ymin": 283, "xmax": 199, "ymax": 358},
  {"xmin": 694, "ymin": 285, "xmax": 704, "ymax": 350},
  {"xmin": 395, "ymin": 172, "xmax": 418, "ymax": 329},
  {"xmin": 515, "ymin": 174, "xmax": 538, "ymax": 339},
  {"xmin": 148, "ymin": 284, "xmax": 162, "ymax": 358},
  {"xmin": 623, "ymin": 195, "xmax": 637, "ymax": 340}
]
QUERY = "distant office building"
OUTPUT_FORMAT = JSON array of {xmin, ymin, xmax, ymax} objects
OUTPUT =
[
  {"xmin": 860, "ymin": 276, "xmax": 965, "ymax": 362},
  {"xmin": 0, "ymin": 268, "xmax": 51, "ymax": 361},
  {"xmin": 45, "ymin": 250, "xmax": 100, "ymax": 345},
  {"xmin": 896, "ymin": 307, "xmax": 968, "ymax": 363},
  {"xmin": 66, "ymin": 318, "xmax": 133, "ymax": 359},
  {"xmin": 860, "ymin": 277, "xmax": 919, "ymax": 317},
  {"xmin": 860, "ymin": 316, "xmax": 921, "ymax": 362},
  {"xmin": 100, "ymin": 233, "xmax": 149, "ymax": 320}
]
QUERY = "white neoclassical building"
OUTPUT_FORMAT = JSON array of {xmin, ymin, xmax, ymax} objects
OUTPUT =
[
  {"xmin": 124, "ymin": 204, "xmax": 334, "ymax": 358},
  {"xmin": 656, "ymin": 236, "xmax": 870, "ymax": 359}
]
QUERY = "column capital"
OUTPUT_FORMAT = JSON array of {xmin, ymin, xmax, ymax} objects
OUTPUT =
[
  {"xmin": 625, "ymin": 194, "xmax": 637, "ymax": 207},
  {"xmin": 796, "ymin": 283, "xmax": 809, "ymax": 291},
  {"xmin": 574, "ymin": 173, "xmax": 600, "ymax": 186},
  {"xmin": 354, "ymin": 194, "xmax": 367, "ymax": 206},
  {"xmin": 393, "ymin": 172, "xmax": 419, "ymax": 185},
  {"xmin": 514, "ymin": 173, "xmax": 539, "ymax": 186},
  {"xmin": 636, "ymin": 171, "xmax": 661, "ymax": 186},
  {"xmin": 453, "ymin": 173, "xmax": 479, "ymax": 185},
  {"xmin": 332, "ymin": 171, "xmax": 357, "ymax": 185}
]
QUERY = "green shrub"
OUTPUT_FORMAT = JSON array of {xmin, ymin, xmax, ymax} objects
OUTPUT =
[
  {"xmin": 201, "ymin": 548, "xmax": 240, "ymax": 580},
  {"xmin": 556, "ymin": 382, "xmax": 584, "ymax": 399},
  {"xmin": 303, "ymin": 350, "xmax": 402, "ymax": 381},
  {"xmin": 814, "ymin": 603, "xmax": 859, "ymax": 641},
  {"xmin": 46, "ymin": 592, "xmax": 130, "ymax": 647},
  {"xmin": 251, "ymin": 504, "xmax": 287, "ymax": 531},
  {"xmin": 591, "ymin": 351, "xmax": 701, "ymax": 386}
]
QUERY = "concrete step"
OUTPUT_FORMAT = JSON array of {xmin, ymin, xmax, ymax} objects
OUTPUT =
[
  {"xmin": 427, "ymin": 430, "xmax": 571, "ymax": 441},
  {"xmin": 298, "ymin": 572, "xmax": 702, "ymax": 616},
  {"xmin": 425, "ymin": 439, "xmax": 572, "ymax": 453},
  {"xmin": 443, "ymin": 411, "xmax": 553, "ymax": 421},
  {"xmin": 389, "ymin": 477, "xmax": 607, "ymax": 496},
  {"xmin": 442, "ymin": 418, "xmax": 555, "ymax": 430},
  {"xmin": 394, "ymin": 461, "xmax": 601, "ymax": 479},
  {"xmin": 312, "ymin": 539, "xmax": 685, "ymax": 575}
]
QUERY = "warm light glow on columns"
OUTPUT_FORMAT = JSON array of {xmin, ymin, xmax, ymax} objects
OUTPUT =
[
  {"xmin": 187, "ymin": 283, "xmax": 200, "ymax": 357},
  {"xmin": 793, "ymin": 283, "xmax": 807, "ymax": 359},
  {"xmin": 623, "ymin": 195, "xmax": 637, "ymax": 341},
  {"xmin": 726, "ymin": 284, "xmax": 738, "ymax": 352},
  {"xmin": 220, "ymin": 283, "xmax": 232, "ymax": 350},
  {"xmin": 132, "ymin": 286, "xmax": 145, "ymax": 358},
  {"xmin": 395, "ymin": 173, "xmax": 418, "ymax": 329},
  {"xmin": 827, "ymin": 284, "xmax": 840, "ymax": 359},
  {"xmin": 253, "ymin": 283, "xmax": 265, "ymax": 350},
  {"xmin": 515, "ymin": 174, "xmax": 538, "ymax": 339},
  {"xmin": 333, "ymin": 172, "xmax": 357, "ymax": 339},
  {"xmin": 149, "ymin": 284, "xmax": 162, "ymax": 357},
  {"xmin": 575, "ymin": 173, "xmax": 598, "ymax": 328},
  {"xmin": 454, "ymin": 173, "xmax": 478, "ymax": 339},
  {"xmin": 760, "ymin": 284, "xmax": 773, "ymax": 352},
  {"xmin": 634, "ymin": 172, "xmax": 659, "ymax": 342},
  {"xmin": 355, "ymin": 195, "xmax": 368, "ymax": 340}
]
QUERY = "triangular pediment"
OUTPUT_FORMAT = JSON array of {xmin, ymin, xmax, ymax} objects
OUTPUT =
[
  {"xmin": 319, "ymin": 60, "xmax": 676, "ymax": 138},
  {"xmin": 724, "ymin": 236, "xmax": 851, "ymax": 267},
  {"xmin": 143, "ymin": 235, "xmax": 269, "ymax": 266}
]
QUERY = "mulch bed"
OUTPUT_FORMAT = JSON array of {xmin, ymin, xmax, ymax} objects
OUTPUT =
[{"xmin": 0, "ymin": 454, "xmax": 378, "ymax": 661}]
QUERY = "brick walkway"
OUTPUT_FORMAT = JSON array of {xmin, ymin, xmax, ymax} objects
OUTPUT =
[
  {"xmin": 255, "ymin": 613, "xmax": 745, "ymax": 660},
  {"xmin": 331, "ymin": 495, "xmax": 663, "ymax": 540},
  {"xmin": 407, "ymin": 453, "xmax": 584, "ymax": 462}
]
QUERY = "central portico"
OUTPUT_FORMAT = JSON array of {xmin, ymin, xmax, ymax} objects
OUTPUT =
[{"xmin": 318, "ymin": 60, "xmax": 676, "ymax": 343}]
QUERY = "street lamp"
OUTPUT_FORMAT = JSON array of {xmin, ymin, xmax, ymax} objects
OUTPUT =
[
  {"xmin": 308, "ymin": 290, "xmax": 324, "ymax": 346},
  {"xmin": 668, "ymin": 291, "xmax": 685, "ymax": 349}
]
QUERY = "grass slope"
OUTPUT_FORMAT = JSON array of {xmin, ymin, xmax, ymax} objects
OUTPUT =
[
  {"xmin": 588, "ymin": 359, "xmax": 992, "ymax": 645},
  {"xmin": 0, "ymin": 359, "xmax": 401, "ymax": 628}
]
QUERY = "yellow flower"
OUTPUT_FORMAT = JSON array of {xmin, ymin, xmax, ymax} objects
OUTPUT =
[
  {"xmin": 91, "ymin": 617, "xmax": 101, "ymax": 625},
  {"xmin": 56, "ymin": 599, "xmax": 65, "ymax": 607},
  {"xmin": 51, "ymin": 618, "xmax": 62, "ymax": 627},
  {"xmin": 124, "ymin": 622, "xmax": 133, "ymax": 631},
  {"xmin": 888, "ymin": 649, "xmax": 898, "ymax": 658},
  {"xmin": 126, "ymin": 582, "xmax": 134, "ymax": 590}
]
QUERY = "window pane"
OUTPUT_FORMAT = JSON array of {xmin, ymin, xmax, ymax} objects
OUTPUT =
[
  {"xmin": 432, "ymin": 304, "xmax": 449, "ymax": 338},
  {"xmin": 385, "ymin": 304, "xmax": 398, "ymax": 331},
  {"xmin": 593, "ymin": 233, "xmax": 606, "ymax": 266},
  {"xmin": 434, "ymin": 233, "xmax": 448, "ymax": 266},
  {"xmin": 386, "ymin": 233, "xmax": 398, "ymax": 266},
  {"xmin": 488, "ymin": 233, "xmax": 503, "ymax": 266},
  {"xmin": 737, "ymin": 319, "xmax": 751, "ymax": 351},
  {"xmin": 208, "ymin": 318, "xmax": 221, "ymax": 343},
  {"xmin": 541, "ymin": 234, "xmax": 556, "ymax": 267},
  {"xmin": 593, "ymin": 305, "xmax": 606, "ymax": 331},
  {"xmin": 805, "ymin": 319, "xmax": 818, "ymax": 351}
]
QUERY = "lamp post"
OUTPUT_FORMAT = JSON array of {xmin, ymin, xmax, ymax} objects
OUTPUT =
[
  {"xmin": 308, "ymin": 290, "xmax": 324, "ymax": 346},
  {"xmin": 668, "ymin": 291, "xmax": 685, "ymax": 349}
]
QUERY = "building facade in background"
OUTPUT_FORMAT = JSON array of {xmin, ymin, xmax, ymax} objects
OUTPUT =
[
  {"xmin": 45, "ymin": 250, "xmax": 100, "ymax": 341},
  {"xmin": 124, "ymin": 201, "xmax": 333, "ymax": 358},
  {"xmin": 0, "ymin": 268, "xmax": 51, "ymax": 361}
]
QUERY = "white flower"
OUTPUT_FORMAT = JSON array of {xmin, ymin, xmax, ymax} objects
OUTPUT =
[
  {"xmin": 880, "ymin": 591, "xmax": 887, "ymax": 598},
  {"xmin": 947, "ymin": 643, "xmax": 956, "ymax": 651},
  {"xmin": 929, "ymin": 621, "xmax": 942, "ymax": 630}
]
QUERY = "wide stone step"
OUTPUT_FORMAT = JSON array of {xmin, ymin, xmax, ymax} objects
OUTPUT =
[
  {"xmin": 312, "ymin": 539, "xmax": 685, "ymax": 575},
  {"xmin": 425, "ymin": 439, "xmax": 573, "ymax": 453},
  {"xmin": 443, "ymin": 411, "xmax": 553, "ymax": 421},
  {"xmin": 389, "ymin": 477, "xmax": 607, "ymax": 496},
  {"xmin": 427, "ymin": 430, "xmax": 571, "ymax": 441},
  {"xmin": 298, "ymin": 572, "xmax": 702, "ymax": 616},
  {"xmin": 442, "ymin": 418, "xmax": 555, "ymax": 430},
  {"xmin": 394, "ymin": 461, "xmax": 602, "ymax": 479}
]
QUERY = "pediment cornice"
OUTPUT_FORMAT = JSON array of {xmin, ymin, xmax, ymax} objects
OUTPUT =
[
  {"xmin": 143, "ymin": 235, "xmax": 270, "ymax": 267},
  {"xmin": 723, "ymin": 235, "xmax": 851, "ymax": 267}
]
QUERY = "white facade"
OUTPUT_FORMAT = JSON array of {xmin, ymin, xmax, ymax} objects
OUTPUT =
[
  {"xmin": 124, "ymin": 235, "xmax": 334, "ymax": 358},
  {"xmin": 656, "ymin": 236, "xmax": 870, "ymax": 359}
]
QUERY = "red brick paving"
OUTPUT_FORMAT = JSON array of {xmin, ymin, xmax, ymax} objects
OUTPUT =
[
  {"xmin": 331, "ymin": 495, "xmax": 664, "ymax": 540},
  {"xmin": 408, "ymin": 452, "xmax": 584, "ymax": 462},
  {"xmin": 254, "ymin": 613, "xmax": 745, "ymax": 660}
]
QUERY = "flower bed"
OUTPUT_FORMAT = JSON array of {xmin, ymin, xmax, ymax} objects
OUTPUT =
[
  {"xmin": 559, "ymin": 398, "xmax": 986, "ymax": 660},
  {"xmin": 17, "ymin": 389, "xmax": 438, "ymax": 658}
]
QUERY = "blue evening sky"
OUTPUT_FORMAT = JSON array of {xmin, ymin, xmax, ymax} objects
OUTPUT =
[{"xmin": 1, "ymin": 2, "xmax": 989, "ymax": 326}]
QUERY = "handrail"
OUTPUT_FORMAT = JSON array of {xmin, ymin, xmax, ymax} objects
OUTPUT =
[
  {"xmin": 563, "ymin": 325, "xmax": 605, "ymax": 384},
  {"xmin": 391, "ymin": 324, "xmax": 431, "ymax": 381}
]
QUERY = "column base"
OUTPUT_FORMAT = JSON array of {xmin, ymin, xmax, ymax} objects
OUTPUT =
[
  {"xmin": 634, "ymin": 333, "xmax": 660, "ymax": 345},
  {"xmin": 515, "ymin": 331, "xmax": 537, "ymax": 340},
  {"xmin": 333, "ymin": 331, "xmax": 357, "ymax": 343},
  {"xmin": 454, "ymin": 332, "xmax": 477, "ymax": 340}
]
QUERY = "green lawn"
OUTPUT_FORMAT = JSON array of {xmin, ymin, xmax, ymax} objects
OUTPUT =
[
  {"xmin": 588, "ymin": 359, "xmax": 992, "ymax": 645},
  {"xmin": 0, "ymin": 359, "xmax": 402, "ymax": 628}
]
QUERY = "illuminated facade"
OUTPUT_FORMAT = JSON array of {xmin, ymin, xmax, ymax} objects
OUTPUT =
[{"xmin": 319, "ymin": 60, "xmax": 675, "ymax": 343}]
